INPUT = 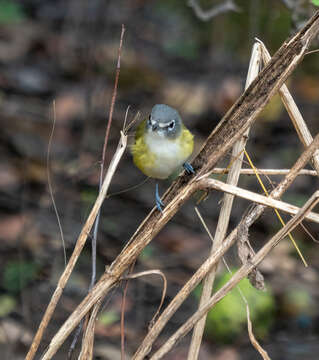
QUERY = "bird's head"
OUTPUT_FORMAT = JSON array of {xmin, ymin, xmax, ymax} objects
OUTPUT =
[{"xmin": 146, "ymin": 104, "xmax": 182, "ymax": 139}]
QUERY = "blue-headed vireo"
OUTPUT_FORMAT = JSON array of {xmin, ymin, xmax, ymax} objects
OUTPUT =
[{"xmin": 132, "ymin": 104, "xmax": 194, "ymax": 211}]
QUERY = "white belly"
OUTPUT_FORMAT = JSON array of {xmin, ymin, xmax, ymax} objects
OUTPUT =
[{"xmin": 145, "ymin": 131, "xmax": 186, "ymax": 179}]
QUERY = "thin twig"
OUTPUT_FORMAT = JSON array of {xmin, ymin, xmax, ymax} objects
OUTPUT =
[
  {"xmin": 246, "ymin": 304, "xmax": 271, "ymax": 360},
  {"xmin": 306, "ymin": 48, "xmax": 319, "ymax": 55},
  {"xmin": 121, "ymin": 270, "xmax": 167, "ymax": 329},
  {"xmin": 188, "ymin": 0, "xmax": 240, "ymax": 21},
  {"xmin": 211, "ymin": 167, "xmax": 317, "ymax": 176},
  {"xmin": 244, "ymin": 149, "xmax": 307, "ymax": 266},
  {"xmin": 92, "ymin": 23, "xmax": 125, "ymax": 289},
  {"xmin": 102, "ymin": 24, "xmax": 125, "ymax": 173},
  {"xmin": 120, "ymin": 262, "xmax": 135, "ymax": 360},
  {"xmin": 47, "ymin": 100, "xmax": 67, "ymax": 267}
]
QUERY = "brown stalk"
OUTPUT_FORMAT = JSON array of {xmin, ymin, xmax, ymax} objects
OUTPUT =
[
  {"xmin": 198, "ymin": 177, "xmax": 319, "ymax": 223},
  {"xmin": 211, "ymin": 168, "xmax": 317, "ymax": 176},
  {"xmin": 78, "ymin": 299, "xmax": 102, "ymax": 360},
  {"xmin": 246, "ymin": 304, "xmax": 271, "ymax": 360},
  {"xmin": 39, "ymin": 11, "xmax": 319, "ymax": 359}
]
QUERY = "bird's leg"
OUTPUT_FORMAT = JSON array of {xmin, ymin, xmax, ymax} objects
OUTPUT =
[
  {"xmin": 183, "ymin": 162, "xmax": 195, "ymax": 175},
  {"xmin": 155, "ymin": 183, "xmax": 164, "ymax": 212}
]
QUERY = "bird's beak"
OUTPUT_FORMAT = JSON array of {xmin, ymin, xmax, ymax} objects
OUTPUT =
[{"xmin": 152, "ymin": 124, "xmax": 158, "ymax": 131}]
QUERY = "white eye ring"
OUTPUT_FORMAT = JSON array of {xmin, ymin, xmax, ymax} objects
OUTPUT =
[{"xmin": 168, "ymin": 120, "xmax": 175, "ymax": 130}]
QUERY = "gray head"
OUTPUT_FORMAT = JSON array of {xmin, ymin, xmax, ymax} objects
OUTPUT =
[{"xmin": 147, "ymin": 104, "xmax": 182, "ymax": 139}]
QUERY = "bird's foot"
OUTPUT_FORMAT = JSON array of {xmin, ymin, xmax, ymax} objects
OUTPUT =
[
  {"xmin": 155, "ymin": 183, "xmax": 164, "ymax": 212},
  {"xmin": 183, "ymin": 162, "xmax": 195, "ymax": 175}
]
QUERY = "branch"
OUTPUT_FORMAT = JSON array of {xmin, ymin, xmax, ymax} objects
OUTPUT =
[
  {"xmin": 211, "ymin": 167, "xmax": 317, "ymax": 176},
  {"xmin": 197, "ymin": 177, "xmax": 319, "ymax": 224}
]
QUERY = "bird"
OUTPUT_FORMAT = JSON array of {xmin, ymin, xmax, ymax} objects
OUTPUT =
[{"xmin": 132, "ymin": 104, "xmax": 194, "ymax": 212}]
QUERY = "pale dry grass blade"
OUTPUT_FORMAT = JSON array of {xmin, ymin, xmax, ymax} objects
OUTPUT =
[
  {"xmin": 246, "ymin": 304, "xmax": 271, "ymax": 360},
  {"xmin": 151, "ymin": 191, "xmax": 319, "ymax": 359},
  {"xmin": 211, "ymin": 168, "xmax": 317, "ymax": 176},
  {"xmin": 47, "ymin": 100, "xmax": 67, "ymax": 267},
  {"xmin": 188, "ymin": 42, "xmax": 262, "ymax": 359},
  {"xmin": 123, "ymin": 270, "xmax": 167, "ymax": 329},
  {"xmin": 198, "ymin": 177, "xmax": 319, "ymax": 224}
]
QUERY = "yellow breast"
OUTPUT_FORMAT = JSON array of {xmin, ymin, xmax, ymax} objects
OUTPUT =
[{"xmin": 131, "ymin": 119, "xmax": 194, "ymax": 179}]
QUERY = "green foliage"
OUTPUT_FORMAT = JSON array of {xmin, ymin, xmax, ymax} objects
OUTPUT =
[
  {"xmin": 282, "ymin": 192, "xmax": 310, "ymax": 209},
  {"xmin": 98, "ymin": 310, "xmax": 119, "ymax": 326},
  {"xmin": 312, "ymin": 0, "xmax": 319, "ymax": 6},
  {"xmin": 140, "ymin": 245, "xmax": 154, "ymax": 261},
  {"xmin": 282, "ymin": 288, "xmax": 315, "ymax": 317},
  {"xmin": 0, "ymin": 1, "xmax": 25, "ymax": 24},
  {"xmin": 3, "ymin": 261, "xmax": 39, "ymax": 294},
  {"xmin": 0, "ymin": 295, "xmax": 16, "ymax": 317},
  {"xmin": 195, "ymin": 270, "xmax": 275, "ymax": 343},
  {"xmin": 81, "ymin": 188, "xmax": 98, "ymax": 205}
]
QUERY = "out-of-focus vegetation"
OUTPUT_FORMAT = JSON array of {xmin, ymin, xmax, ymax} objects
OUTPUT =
[
  {"xmin": 0, "ymin": 0, "xmax": 25, "ymax": 24},
  {"xmin": 195, "ymin": 270, "xmax": 275, "ymax": 343}
]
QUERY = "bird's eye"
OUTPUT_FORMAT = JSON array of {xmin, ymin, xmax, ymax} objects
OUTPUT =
[{"xmin": 168, "ymin": 120, "xmax": 175, "ymax": 130}]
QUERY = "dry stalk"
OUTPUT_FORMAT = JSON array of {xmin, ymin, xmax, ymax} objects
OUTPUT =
[
  {"xmin": 38, "ymin": 12, "xmax": 319, "ymax": 359},
  {"xmin": 47, "ymin": 100, "xmax": 67, "ymax": 267},
  {"xmin": 123, "ymin": 270, "xmax": 167, "ymax": 329},
  {"xmin": 198, "ymin": 177, "xmax": 319, "ymax": 223},
  {"xmin": 26, "ymin": 132, "xmax": 127, "ymax": 360},
  {"xmin": 151, "ymin": 191, "xmax": 319, "ymax": 359},
  {"xmin": 132, "ymin": 132, "xmax": 319, "ymax": 359},
  {"xmin": 258, "ymin": 39, "xmax": 319, "ymax": 176},
  {"xmin": 188, "ymin": 41, "xmax": 262, "ymax": 359},
  {"xmin": 246, "ymin": 304, "xmax": 271, "ymax": 360},
  {"xmin": 211, "ymin": 168, "xmax": 317, "ymax": 176},
  {"xmin": 78, "ymin": 299, "xmax": 102, "ymax": 360}
]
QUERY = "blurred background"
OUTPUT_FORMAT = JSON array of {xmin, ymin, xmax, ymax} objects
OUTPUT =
[{"xmin": 1, "ymin": 0, "xmax": 319, "ymax": 359}]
